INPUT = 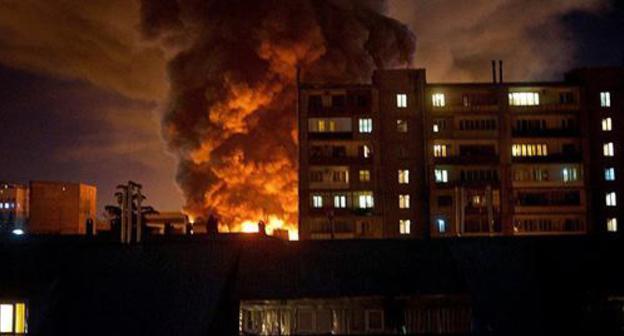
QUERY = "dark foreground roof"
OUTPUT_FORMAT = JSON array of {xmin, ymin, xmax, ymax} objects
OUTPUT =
[{"xmin": 2, "ymin": 235, "xmax": 624, "ymax": 334}]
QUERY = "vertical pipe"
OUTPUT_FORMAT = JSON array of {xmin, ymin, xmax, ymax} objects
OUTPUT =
[
  {"xmin": 126, "ymin": 184, "xmax": 133, "ymax": 243},
  {"xmin": 491, "ymin": 60, "xmax": 497, "ymax": 84},
  {"xmin": 498, "ymin": 60, "xmax": 503, "ymax": 83}
]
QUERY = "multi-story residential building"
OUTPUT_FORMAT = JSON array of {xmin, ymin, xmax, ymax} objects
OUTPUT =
[
  {"xmin": 28, "ymin": 181, "xmax": 96, "ymax": 234},
  {"xmin": 298, "ymin": 70, "xmax": 428, "ymax": 239},
  {"xmin": 298, "ymin": 65, "xmax": 622, "ymax": 239},
  {"xmin": 0, "ymin": 183, "xmax": 29, "ymax": 233}
]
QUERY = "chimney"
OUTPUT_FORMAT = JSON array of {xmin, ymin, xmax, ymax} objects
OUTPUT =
[
  {"xmin": 498, "ymin": 60, "xmax": 504, "ymax": 83},
  {"xmin": 491, "ymin": 60, "xmax": 497, "ymax": 83}
]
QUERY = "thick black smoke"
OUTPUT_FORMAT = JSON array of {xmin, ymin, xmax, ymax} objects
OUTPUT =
[{"xmin": 140, "ymin": 0, "xmax": 415, "ymax": 233}]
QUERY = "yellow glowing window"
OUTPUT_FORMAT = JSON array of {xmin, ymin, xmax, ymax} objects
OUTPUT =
[
  {"xmin": 399, "ymin": 219, "xmax": 411, "ymax": 234},
  {"xmin": 0, "ymin": 302, "xmax": 27, "ymax": 333},
  {"xmin": 328, "ymin": 120, "xmax": 336, "ymax": 132},
  {"xmin": 433, "ymin": 144, "xmax": 447, "ymax": 157},
  {"xmin": 399, "ymin": 194, "xmax": 410, "ymax": 209},
  {"xmin": 602, "ymin": 117, "xmax": 612, "ymax": 131},
  {"xmin": 317, "ymin": 120, "xmax": 326, "ymax": 132},
  {"xmin": 512, "ymin": 144, "xmax": 548, "ymax": 157},
  {"xmin": 607, "ymin": 218, "xmax": 618, "ymax": 232},
  {"xmin": 509, "ymin": 92, "xmax": 540, "ymax": 106},
  {"xmin": 398, "ymin": 169, "xmax": 409, "ymax": 184},
  {"xmin": 604, "ymin": 142, "xmax": 615, "ymax": 157},
  {"xmin": 359, "ymin": 170, "xmax": 370, "ymax": 182},
  {"xmin": 432, "ymin": 93, "xmax": 445, "ymax": 107}
]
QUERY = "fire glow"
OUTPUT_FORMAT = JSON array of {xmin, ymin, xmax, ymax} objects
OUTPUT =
[{"xmin": 141, "ymin": 1, "xmax": 415, "ymax": 241}]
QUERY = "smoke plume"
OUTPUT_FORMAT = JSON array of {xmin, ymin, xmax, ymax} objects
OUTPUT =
[{"xmin": 140, "ymin": 0, "xmax": 415, "ymax": 237}]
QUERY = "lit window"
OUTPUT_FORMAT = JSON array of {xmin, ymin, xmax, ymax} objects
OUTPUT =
[
  {"xmin": 359, "ymin": 170, "xmax": 371, "ymax": 182},
  {"xmin": 607, "ymin": 217, "xmax": 618, "ymax": 232},
  {"xmin": 333, "ymin": 195, "xmax": 347, "ymax": 208},
  {"xmin": 562, "ymin": 167, "xmax": 578, "ymax": 183},
  {"xmin": 436, "ymin": 218, "xmax": 447, "ymax": 233},
  {"xmin": 396, "ymin": 119, "xmax": 408, "ymax": 132},
  {"xmin": 398, "ymin": 169, "xmax": 409, "ymax": 184},
  {"xmin": 399, "ymin": 194, "xmax": 410, "ymax": 209},
  {"xmin": 432, "ymin": 124, "xmax": 439, "ymax": 133},
  {"xmin": 317, "ymin": 120, "xmax": 326, "ymax": 132},
  {"xmin": 362, "ymin": 145, "xmax": 371, "ymax": 158},
  {"xmin": 600, "ymin": 91, "xmax": 611, "ymax": 107},
  {"xmin": 3, "ymin": 203, "xmax": 8, "ymax": 209},
  {"xmin": 312, "ymin": 195, "xmax": 323, "ymax": 208},
  {"xmin": 399, "ymin": 219, "xmax": 411, "ymax": 235},
  {"xmin": 605, "ymin": 167, "xmax": 616, "ymax": 181},
  {"xmin": 434, "ymin": 169, "xmax": 448, "ymax": 183},
  {"xmin": 358, "ymin": 193, "xmax": 374, "ymax": 209},
  {"xmin": 433, "ymin": 144, "xmax": 447, "ymax": 157},
  {"xmin": 603, "ymin": 142, "xmax": 615, "ymax": 157},
  {"xmin": 602, "ymin": 117, "xmax": 612, "ymax": 131},
  {"xmin": 606, "ymin": 192, "xmax": 617, "ymax": 207},
  {"xmin": 0, "ymin": 203, "xmax": 3, "ymax": 209},
  {"xmin": 432, "ymin": 93, "xmax": 445, "ymax": 107},
  {"xmin": 512, "ymin": 144, "xmax": 548, "ymax": 157},
  {"xmin": 508, "ymin": 92, "xmax": 540, "ymax": 106},
  {"xmin": 396, "ymin": 94, "xmax": 407, "ymax": 108},
  {"xmin": 0, "ymin": 302, "xmax": 26, "ymax": 333},
  {"xmin": 358, "ymin": 118, "xmax": 372, "ymax": 133}
]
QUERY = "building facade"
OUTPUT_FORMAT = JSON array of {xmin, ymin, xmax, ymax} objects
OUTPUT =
[
  {"xmin": 298, "ymin": 66, "xmax": 622, "ymax": 239},
  {"xmin": 28, "ymin": 181, "xmax": 96, "ymax": 234},
  {"xmin": 0, "ymin": 183, "xmax": 29, "ymax": 233}
]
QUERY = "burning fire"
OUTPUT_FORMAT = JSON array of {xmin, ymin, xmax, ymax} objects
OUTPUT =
[{"xmin": 141, "ymin": 0, "xmax": 415, "ymax": 243}]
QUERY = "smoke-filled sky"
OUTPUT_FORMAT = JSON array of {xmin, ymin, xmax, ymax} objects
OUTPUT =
[{"xmin": 0, "ymin": 0, "xmax": 622, "ymax": 217}]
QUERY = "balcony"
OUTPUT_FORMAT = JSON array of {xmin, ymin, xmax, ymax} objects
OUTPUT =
[
  {"xmin": 463, "ymin": 215, "xmax": 502, "ymax": 235},
  {"xmin": 308, "ymin": 156, "xmax": 372, "ymax": 165},
  {"xmin": 512, "ymin": 128, "xmax": 580, "ymax": 138},
  {"xmin": 511, "ymin": 152, "xmax": 582, "ymax": 163},
  {"xmin": 308, "ymin": 132, "xmax": 353, "ymax": 140},
  {"xmin": 509, "ymin": 103, "xmax": 580, "ymax": 113},
  {"xmin": 432, "ymin": 105, "xmax": 499, "ymax": 114},
  {"xmin": 434, "ymin": 155, "xmax": 499, "ymax": 165}
]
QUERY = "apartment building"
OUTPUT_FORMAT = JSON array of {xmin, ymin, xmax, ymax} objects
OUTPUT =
[
  {"xmin": 0, "ymin": 183, "xmax": 29, "ymax": 234},
  {"xmin": 298, "ymin": 66, "xmax": 622, "ymax": 239},
  {"xmin": 298, "ymin": 70, "xmax": 427, "ymax": 239}
]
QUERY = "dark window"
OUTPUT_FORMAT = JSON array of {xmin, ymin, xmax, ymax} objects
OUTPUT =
[
  {"xmin": 332, "ymin": 95, "xmax": 345, "ymax": 108},
  {"xmin": 459, "ymin": 145, "xmax": 496, "ymax": 156},
  {"xmin": 438, "ymin": 195, "xmax": 453, "ymax": 207},
  {"xmin": 309, "ymin": 95, "xmax": 322, "ymax": 109},
  {"xmin": 356, "ymin": 94, "xmax": 370, "ymax": 107}
]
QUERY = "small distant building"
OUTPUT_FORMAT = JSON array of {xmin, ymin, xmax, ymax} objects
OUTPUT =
[
  {"xmin": 28, "ymin": 181, "xmax": 96, "ymax": 234},
  {"xmin": 0, "ymin": 183, "xmax": 29, "ymax": 233},
  {"xmin": 144, "ymin": 211, "xmax": 190, "ymax": 235}
]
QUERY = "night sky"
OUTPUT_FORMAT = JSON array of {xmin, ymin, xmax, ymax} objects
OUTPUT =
[{"xmin": 0, "ymin": 0, "xmax": 622, "ymax": 215}]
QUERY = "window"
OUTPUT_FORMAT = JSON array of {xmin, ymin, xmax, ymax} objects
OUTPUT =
[
  {"xmin": 435, "ymin": 169, "xmax": 448, "ymax": 183},
  {"xmin": 358, "ymin": 193, "xmax": 374, "ymax": 209},
  {"xmin": 605, "ymin": 167, "xmax": 616, "ymax": 181},
  {"xmin": 432, "ymin": 93, "xmax": 445, "ymax": 107},
  {"xmin": 399, "ymin": 219, "xmax": 411, "ymax": 235},
  {"xmin": 360, "ymin": 145, "xmax": 372, "ymax": 158},
  {"xmin": 0, "ymin": 302, "xmax": 26, "ymax": 334},
  {"xmin": 365, "ymin": 310, "xmax": 384, "ymax": 332},
  {"xmin": 396, "ymin": 119, "xmax": 408, "ymax": 132},
  {"xmin": 396, "ymin": 93, "xmax": 407, "ymax": 108},
  {"xmin": 508, "ymin": 92, "xmax": 539, "ymax": 106},
  {"xmin": 432, "ymin": 124, "xmax": 439, "ymax": 133},
  {"xmin": 398, "ymin": 169, "xmax": 409, "ymax": 184},
  {"xmin": 602, "ymin": 117, "xmax": 612, "ymax": 131},
  {"xmin": 604, "ymin": 142, "xmax": 615, "ymax": 157},
  {"xmin": 312, "ymin": 195, "xmax": 323, "ymax": 208},
  {"xmin": 359, "ymin": 170, "xmax": 371, "ymax": 182},
  {"xmin": 436, "ymin": 217, "xmax": 447, "ymax": 233},
  {"xmin": 334, "ymin": 195, "xmax": 347, "ymax": 208},
  {"xmin": 433, "ymin": 144, "xmax": 447, "ymax": 157},
  {"xmin": 562, "ymin": 167, "xmax": 578, "ymax": 183},
  {"xmin": 607, "ymin": 217, "xmax": 618, "ymax": 232},
  {"xmin": 606, "ymin": 192, "xmax": 617, "ymax": 207},
  {"xmin": 399, "ymin": 194, "xmax": 410, "ymax": 209},
  {"xmin": 358, "ymin": 118, "xmax": 372, "ymax": 133},
  {"xmin": 331, "ymin": 95, "xmax": 345, "ymax": 107},
  {"xmin": 512, "ymin": 144, "xmax": 548, "ymax": 157},
  {"xmin": 332, "ymin": 170, "xmax": 348, "ymax": 183},
  {"xmin": 600, "ymin": 91, "xmax": 611, "ymax": 107}
]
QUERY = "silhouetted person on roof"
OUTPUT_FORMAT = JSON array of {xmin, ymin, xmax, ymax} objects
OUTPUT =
[{"xmin": 206, "ymin": 214, "xmax": 219, "ymax": 235}]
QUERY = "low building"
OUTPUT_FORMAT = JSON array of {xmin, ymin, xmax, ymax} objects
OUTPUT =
[
  {"xmin": 0, "ymin": 183, "xmax": 28, "ymax": 233},
  {"xmin": 28, "ymin": 181, "xmax": 96, "ymax": 234},
  {"xmin": 144, "ymin": 211, "xmax": 190, "ymax": 235}
]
